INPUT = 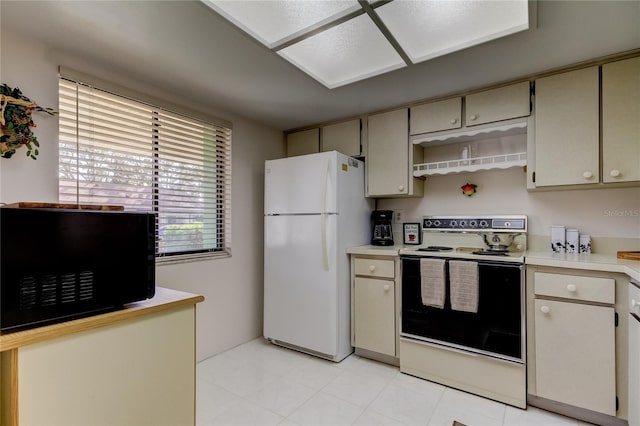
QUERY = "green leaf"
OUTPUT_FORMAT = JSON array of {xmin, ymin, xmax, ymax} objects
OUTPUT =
[
  {"xmin": 34, "ymin": 148, "xmax": 39, "ymax": 156},
  {"xmin": 33, "ymin": 139, "xmax": 40, "ymax": 147}
]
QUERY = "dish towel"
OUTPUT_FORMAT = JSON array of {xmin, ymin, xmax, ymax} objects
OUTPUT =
[
  {"xmin": 449, "ymin": 260, "xmax": 479, "ymax": 313},
  {"xmin": 420, "ymin": 258, "xmax": 446, "ymax": 308}
]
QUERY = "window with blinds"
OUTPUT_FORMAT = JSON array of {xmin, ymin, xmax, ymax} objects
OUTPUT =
[{"xmin": 58, "ymin": 77, "xmax": 232, "ymax": 260}]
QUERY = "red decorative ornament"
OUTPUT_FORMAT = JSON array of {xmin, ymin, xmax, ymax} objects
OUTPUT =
[{"xmin": 461, "ymin": 182, "xmax": 477, "ymax": 196}]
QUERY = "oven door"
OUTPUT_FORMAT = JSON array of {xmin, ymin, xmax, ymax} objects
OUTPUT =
[{"xmin": 401, "ymin": 255, "xmax": 524, "ymax": 363}]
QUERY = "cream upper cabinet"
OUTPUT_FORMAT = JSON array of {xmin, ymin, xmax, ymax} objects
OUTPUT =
[
  {"xmin": 367, "ymin": 108, "xmax": 423, "ymax": 197},
  {"xmin": 321, "ymin": 119, "xmax": 361, "ymax": 157},
  {"xmin": 533, "ymin": 67, "xmax": 600, "ymax": 187},
  {"xmin": 602, "ymin": 57, "xmax": 640, "ymax": 183},
  {"xmin": 465, "ymin": 81, "xmax": 531, "ymax": 127},
  {"xmin": 286, "ymin": 128, "xmax": 319, "ymax": 157},
  {"xmin": 410, "ymin": 97, "xmax": 462, "ymax": 135}
]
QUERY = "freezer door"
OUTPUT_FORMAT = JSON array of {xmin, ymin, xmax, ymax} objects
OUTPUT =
[
  {"xmin": 264, "ymin": 214, "xmax": 339, "ymax": 356},
  {"xmin": 265, "ymin": 152, "xmax": 338, "ymax": 215}
]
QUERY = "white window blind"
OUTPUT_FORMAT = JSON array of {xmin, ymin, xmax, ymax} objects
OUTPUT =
[{"xmin": 58, "ymin": 77, "xmax": 232, "ymax": 260}]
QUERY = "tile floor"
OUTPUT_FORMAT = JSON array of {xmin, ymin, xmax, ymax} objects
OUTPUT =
[{"xmin": 197, "ymin": 338, "xmax": 592, "ymax": 426}]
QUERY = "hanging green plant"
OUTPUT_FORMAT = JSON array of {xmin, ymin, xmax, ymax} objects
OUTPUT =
[{"xmin": 0, "ymin": 83, "xmax": 57, "ymax": 159}]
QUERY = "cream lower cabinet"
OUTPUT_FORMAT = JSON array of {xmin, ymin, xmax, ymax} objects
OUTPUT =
[
  {"xmin": 533, "ymin": 272, "xmax": 616, "ymax": 416},
  {"xmin": 352, "ymin": 256, "xmax": 398, "ymax": 358}
]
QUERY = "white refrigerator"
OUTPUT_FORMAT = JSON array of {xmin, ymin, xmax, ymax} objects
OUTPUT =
[{"xmin": 264, "ymin": 151, "xmax": 372, "ymax": 362}]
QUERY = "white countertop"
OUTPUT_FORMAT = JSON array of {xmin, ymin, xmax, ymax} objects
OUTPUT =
[
  {"xmin": 346, "ymin": 245, "xmax": 640, "ymax": 282},
  {"xmin": 346, "ymin": 245, "xmax": 404, "ymax": 257},
  {"xmin": 525, "ymin": 251, "xmax": 640, "ymax": 282}
]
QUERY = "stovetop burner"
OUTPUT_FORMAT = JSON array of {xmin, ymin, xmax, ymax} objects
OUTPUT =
[{"xmin": 417, "ymin": 246, "xmax": 454, "ymax": 252}]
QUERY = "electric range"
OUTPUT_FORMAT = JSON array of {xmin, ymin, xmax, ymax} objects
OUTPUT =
[{"xmin": 398, "ymin": 215, "xmax": 528, "ymax": 408}]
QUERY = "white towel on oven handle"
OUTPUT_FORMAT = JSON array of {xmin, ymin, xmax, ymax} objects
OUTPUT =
[
  {"xmin": 449, "ymin": 260, "xmax": 479, "ymax": 313},
  {"xmin": 420, "ymin": 258, "xmax": 446, "ymax": 309}
]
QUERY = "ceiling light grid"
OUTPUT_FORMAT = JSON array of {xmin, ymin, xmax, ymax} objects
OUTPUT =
[{"xmin": 202, "ymin": 0, "xmax": 531, "ymax": 89}]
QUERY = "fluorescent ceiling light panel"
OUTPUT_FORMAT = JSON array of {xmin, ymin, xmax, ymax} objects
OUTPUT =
[
  {"xmin": 203, "ymin": 0, "xmax": 360, "ymax": 48},
  {"xmin": 201, "ymin": 0, "xmax": 532, "ymax": 88},
  {"xmin": 278, "ymin": 13, "xmax": 406, "ymax": 89},
  {"xmin": 376, "ymin": 0, "xmax": 530, "ymax": 63}
]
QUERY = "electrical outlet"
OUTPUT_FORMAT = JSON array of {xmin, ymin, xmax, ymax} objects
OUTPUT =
[{"xmin": 394, "ymin": 210, "xmax": 405, "ymax": 224}]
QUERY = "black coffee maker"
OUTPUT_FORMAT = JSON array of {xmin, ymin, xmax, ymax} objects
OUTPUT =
[{"xmin": 371, "ymin": 210, "xmax": 394, "ymax": 246}]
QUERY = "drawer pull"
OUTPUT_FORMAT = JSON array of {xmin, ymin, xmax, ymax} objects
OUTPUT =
[
  {"xmin": 566, "ymin": 284, "xmax": 577, "ymax": 293},
  {"xmin": 450, "ymin": 118, "xmax": 458, "ymax": 125},
  {"xmin": 633, "ymin": 299, "xmax": 639, "ymax": 309},
  {"xmin": 540, "ymin": 305, "xmax": 551, "ymax": 314},
  {"xmin": 369, "ymin": 265, "xmax": 376, "ymax": 272},
  {"xmin": 384, "ymin": 284, "xmax": 390, "ymax": 292}
]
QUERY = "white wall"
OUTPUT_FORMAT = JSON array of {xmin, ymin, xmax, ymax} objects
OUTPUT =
[
  {"xmin": 377, "ymin": 167, "xmax": 640, "ymax": 245},
  {"xmin": 0, "ymin": 30, "xmax": 284, "ymax": 360}
]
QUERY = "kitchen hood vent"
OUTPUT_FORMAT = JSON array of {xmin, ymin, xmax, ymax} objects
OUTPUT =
[{"xmin": 412, "ymin": 119, "xmax": 528, "ymax": 147}]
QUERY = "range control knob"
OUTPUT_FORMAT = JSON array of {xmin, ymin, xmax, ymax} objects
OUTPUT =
[
  {"xmin": 469, "ymin": 220, "xmax": 477, "ymax": 227},
  {"xmin": 433, "ymin": 220, "xmax": 441, "ymax": 227},
  {"xmin": 450, "ymin": 220, "xmax": 458, "ymax": 228},
  {"xmin": 459, "ymin": 220, "xmax": 467, "ymax": 227},
  {"xmin": 425, "ymin": 220, "xmax": 432, "ymax": 227},
  {"xmin": 479, "ymin": 220, "xmax": 489, "ymax": 228}
]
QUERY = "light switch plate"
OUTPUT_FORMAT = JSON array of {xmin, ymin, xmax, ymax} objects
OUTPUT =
[{"xmin": 394, "ymin": 210, "xmax": 405, "ymax": 224}]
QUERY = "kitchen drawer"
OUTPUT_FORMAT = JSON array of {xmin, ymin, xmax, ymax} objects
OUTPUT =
[
  {"xmin": 534, "ymin": 272, "xmax": 614, "ymax": 304},
  {"xmin": 354, "ymin": 258, "xmax": 395, "ymax": 278}
]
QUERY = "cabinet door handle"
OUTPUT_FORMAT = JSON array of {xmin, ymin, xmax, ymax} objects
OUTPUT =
[
  {"xmin": 540, "ymin": 305, "xmax": 551, "ymax": 314},
  {"xmin": 566, "ymin": 284, "xmax": 577, "ymax": 293},
  {"xmin": 369, "ymin": 265, "xmax": 376, "ymax": 272},
  {"xmin": 632, "ymin": 299, "xmax": 639, "ymax": 309},
  {"xmin": 383, "ymin": 284, "xmax": 390, "ymax": 292},
  {"xmin": 582, "ymin": 171, "xmax": 593, "ymax": 179},
  {"xmin": 450, "ymin": 118, "xmax": 458, "ymax": 125},
  {"xmin": 469, "ymin": 114, "xmax": 478, "ymax": 121},
  {"xmin": 397, "ymin": 185, "xmax": 405, "ymax": 192},
  {"xmin": 610, "ymin": 169, "xmax": 621, "ymax": 177}
]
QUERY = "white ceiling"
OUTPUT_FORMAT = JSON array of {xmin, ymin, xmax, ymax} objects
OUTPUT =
[{"xmin": 1, "ymin": 1, "xmax": 639, "ymax": 132}]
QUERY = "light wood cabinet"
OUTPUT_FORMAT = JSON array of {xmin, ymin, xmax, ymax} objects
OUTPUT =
[
  {"xmin": 321, "ymin": 119, "xmax": 361, "ymax": 157},
  {"xmin": 602, "ymin": 57, "xmax": 640, "ymax": 183},
  {"xmin": 410, "ymin": 97, "xmax": 462, "ymax": 135},
  {"xmin": 533, "ymin": 272, "xmax": 616, "ymax": 416},
  {"xmin": 0, "ymin": 288, "xmax": 202, "ymax": 426},
  {"xmin": 351, "ymin": 255, "xmax": 399, "ymax": 359},
  {"xmin": 465, "ymin": 82, "xmax": 531, "ymax": 127},
  {"xmin": 367, "ymin": 108, "xmax": 423, "ymax": 197},
  {"xmin": 533, "ymin": 67, "xmax": 600, "ymax": 187},
  {"xmin": 286, "ymin": 128, "xmax": 319, "ymax": 157}
]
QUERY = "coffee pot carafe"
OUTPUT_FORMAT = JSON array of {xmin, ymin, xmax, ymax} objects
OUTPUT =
[{"xmin": 371, "ymin": 210, "xmax": 394, "ymax": 246}]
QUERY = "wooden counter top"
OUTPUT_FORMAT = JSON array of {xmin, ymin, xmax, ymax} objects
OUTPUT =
[{"xmin": 0, "ymin": 287, "xmax": 204, "ymax": 351}]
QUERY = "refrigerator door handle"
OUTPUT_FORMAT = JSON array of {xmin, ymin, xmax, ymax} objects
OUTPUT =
[{"xmin": 321, "ymin": 158, "xmax": 330, "ymax": 271}]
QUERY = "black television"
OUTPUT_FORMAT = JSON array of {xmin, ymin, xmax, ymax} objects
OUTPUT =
[{"xmin": 0, "ymin": 207, "xmax": 155, "ymax": 333}]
